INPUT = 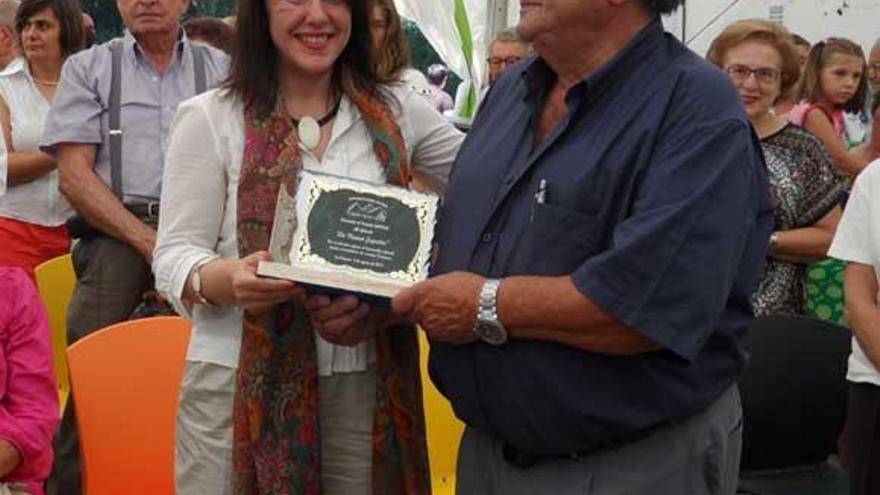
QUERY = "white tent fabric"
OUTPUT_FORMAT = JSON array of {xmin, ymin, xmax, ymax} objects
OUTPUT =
[
  {"xmin": 667, "ymin": 1, "xmax": 879, "ymax": 58},
  {"xmin": 395, "ymin": 0, "xmax": 487, "ymax": 116},
  {"xmin": 446, "ymin": 0, "xmax": 878, "ymax": 69}
]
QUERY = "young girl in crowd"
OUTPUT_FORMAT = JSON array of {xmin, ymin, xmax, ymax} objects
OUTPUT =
[
  {"xmin": 790, "ymin": 37, "xmax": 871, "ymax": 174},
  {"xmin": 788, "ymin": 38, "xmax": 872, "ymax": 326}
]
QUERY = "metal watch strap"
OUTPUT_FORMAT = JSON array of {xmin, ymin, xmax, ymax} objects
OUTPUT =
[
  {"xmin": 474, "ymin": 278, "xmax": 507, "ymax": 345},
  {"xmin": 478, "ymin": 278, "xmax": 502, "ymax": 322}
]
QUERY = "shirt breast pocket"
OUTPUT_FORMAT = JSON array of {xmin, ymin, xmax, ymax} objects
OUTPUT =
[{"xmin": 519, "ymin": 202, "xmax": 602, "ymax": 275}]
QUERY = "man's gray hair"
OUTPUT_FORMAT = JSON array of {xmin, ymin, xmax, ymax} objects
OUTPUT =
[
  {"xmin": 0, "ymin": 0, "xmax": 19, "ymax": 29},
  {"xmin": 639, "ymin": 0, "xmax": 683, "ymax": 15},
  {"xmin": 491, "ymin": 29, "xmax": 529, "ymax": 50},
  {"xmin": 493, "ymin": 29, "xmax": 525, "ymax": 46}
]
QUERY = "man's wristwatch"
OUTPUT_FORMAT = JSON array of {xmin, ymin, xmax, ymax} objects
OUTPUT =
[{"xmin": 473, "ymin": 278, "xmax": 508, "ymax": 345}]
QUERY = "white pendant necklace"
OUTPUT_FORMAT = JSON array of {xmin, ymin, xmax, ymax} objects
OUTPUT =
[{"xmin": 292, "ymin": 99, "xmax": 342, "ymax": 151}]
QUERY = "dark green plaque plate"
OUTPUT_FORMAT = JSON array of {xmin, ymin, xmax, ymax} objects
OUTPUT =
[{"xmin": 257, "ymin": 171, "xmax": 438, "ymax": 298}]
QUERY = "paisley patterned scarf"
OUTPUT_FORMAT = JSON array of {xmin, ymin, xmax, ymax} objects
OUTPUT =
[{"xmin": 231, "ymin": 89, "xmax": 430, "ymax": 495}]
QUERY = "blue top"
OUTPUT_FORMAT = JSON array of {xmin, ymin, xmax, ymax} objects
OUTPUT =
[
  {"xmin": 40, "ymin": 30, "xmax": 229, "ymax": 204},
  {"xmin": 429, "ymin": 20, "xmax": 773, "ymax": 457}
]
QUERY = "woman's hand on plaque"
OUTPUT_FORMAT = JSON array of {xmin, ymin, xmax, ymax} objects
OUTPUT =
[
  {"xmin": 306, "ymin": 294, "xmax": 379, "ymax": 346},
  {"xmin": 231, "ymin": 251, "xmax": 306, "ymax": 313}
]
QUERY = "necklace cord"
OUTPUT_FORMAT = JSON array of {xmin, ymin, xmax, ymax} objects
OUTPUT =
[{"xmin": 291, "ymin": 98, "xmax": 342, "ymax": 127}]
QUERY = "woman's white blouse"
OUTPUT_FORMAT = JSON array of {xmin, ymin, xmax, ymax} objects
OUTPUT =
[
  {"xmin": 153, "ymin": 86, "xmax": 463, "ymax": 373},
  {"xmin": 0, "ymin": 58, "xmax": 71, "ymax": 226}
]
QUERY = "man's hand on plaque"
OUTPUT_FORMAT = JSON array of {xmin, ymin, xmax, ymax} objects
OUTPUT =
[
  {"xmin": 232, "ymin": 251, "xmax": 306, "ymax": 313},
  {"xmin": 391, "ymin": 271, "xmax": 483, "ymax": 344},
  {"xmin": 306, "ymin": 294, "xmax": 378, "ymax": 347}
]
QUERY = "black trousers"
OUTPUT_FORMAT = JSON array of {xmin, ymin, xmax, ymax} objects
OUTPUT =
[{"xmin": 847, "ymin": 381, "xmax": 880, "ymax": 495}]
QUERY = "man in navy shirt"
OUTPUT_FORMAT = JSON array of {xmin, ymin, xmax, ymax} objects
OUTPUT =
[{"xmin": 393, "ymin": 0, "xmax": 772, "ymax": 493}]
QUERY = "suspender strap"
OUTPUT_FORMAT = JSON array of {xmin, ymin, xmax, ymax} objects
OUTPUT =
[
  {"xmin": 107, "ymin": 40, "xmax": 208, "ymax": 200},
  {"xmin": 109, "ymin": 39, "xmax": 124, "ymax": 199},
  {"xmin": 191, "ymin": 43, "xmax": 207, "ymax": 94}
]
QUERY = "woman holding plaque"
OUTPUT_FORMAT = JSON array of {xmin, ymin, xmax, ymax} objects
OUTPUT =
[{"xmin": 152, "ymin": 0, "xmax": 463, "ymax": 494}]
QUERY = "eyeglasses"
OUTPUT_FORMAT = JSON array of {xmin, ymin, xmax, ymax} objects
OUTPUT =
[
  {"xmin": 868, "ymin": 62, "xmax": 880, "ymax": 77},
  {"xmin": 488, "ymin": 56, "xmax": 522, "ymax": 68},
  {"xmin": 725, "ymin": 65, "xmax": 780, "ymax": 86}
]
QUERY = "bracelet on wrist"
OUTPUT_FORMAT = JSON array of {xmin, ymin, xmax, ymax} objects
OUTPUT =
[
  {"xmin": 768, "ymin": 232, "xmax": 779, "ymax": 257},
  {"xmin": 191, "ymin": 258, "xmax": 216, "ymax": 307}
]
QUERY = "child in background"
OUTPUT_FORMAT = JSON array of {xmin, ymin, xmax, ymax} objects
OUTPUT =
[
  {"xmin": 789, "ymin": 37, "xmax": 872, "ymax": 326},
  {"xmin": 790, "ymin": 37, "xmax": 871, "ymax": 174}
]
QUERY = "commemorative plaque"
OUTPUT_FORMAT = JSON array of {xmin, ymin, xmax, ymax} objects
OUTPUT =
[{"xmin": 257, "ymin": 171, "xmax": 438, "ymax": 300}]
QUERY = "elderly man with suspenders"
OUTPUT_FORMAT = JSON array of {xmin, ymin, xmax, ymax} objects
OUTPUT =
[{"xmin": 39, "ymin": 1, "xmax": 227, "ymax": 494}]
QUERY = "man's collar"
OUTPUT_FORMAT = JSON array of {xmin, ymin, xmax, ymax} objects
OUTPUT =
[
  {"xmin": 124, "ymin": 26, "xmax": 188, "ymax": 63},
  {"xmin": 522, "ymin": 18, "xmax": 665, "ymax": 100}
]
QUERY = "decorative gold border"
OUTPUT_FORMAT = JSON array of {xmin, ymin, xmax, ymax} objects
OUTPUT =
[{"xmin": 291, "ymin": 172, "xmax": 436, "ymax": 286}]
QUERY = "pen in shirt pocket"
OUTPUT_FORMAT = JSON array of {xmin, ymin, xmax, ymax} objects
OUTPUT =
[{"xmin": 530, "ymin": 179, "xmax": 548, "ymax": 222}]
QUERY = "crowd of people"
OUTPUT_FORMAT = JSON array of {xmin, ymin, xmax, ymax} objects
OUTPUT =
[{"xmin": 1, "ymin": 0, "xmax": 880, "ymax": 494}]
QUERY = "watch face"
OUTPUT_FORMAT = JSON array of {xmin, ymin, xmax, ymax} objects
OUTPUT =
[{"xmin": 477, "ymin": 321, "xmax": 507, "ymax": 345}]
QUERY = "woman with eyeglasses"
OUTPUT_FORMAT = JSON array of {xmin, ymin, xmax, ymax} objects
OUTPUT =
[{"xmin": 707, "ymin": 19, "xmax": 845, "ymax": 317}]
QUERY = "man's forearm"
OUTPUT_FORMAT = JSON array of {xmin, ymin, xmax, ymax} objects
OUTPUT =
[
  {"xmin": 7, "ymin": 152, "xmax": 56, "ymax": 186},
  {"xmin": 0, "ymin": 438, "xmax": 21, "ymax": 478},
  {"xmin": 499, "ymin": 276, "xmax": 660, "ymax": 355},
  {"xmin": 58, "ymin": 146, "xmax": 156, "ymax": 260}
]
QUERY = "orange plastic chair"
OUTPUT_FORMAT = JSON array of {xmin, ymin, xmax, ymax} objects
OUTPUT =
[
  {"xmin": 66, "ymin": 316, "xmax": 191, "ymax": 495},
  {"xmin": 33, "ymin": 253, "xmax": 76, "ymax": 416},
  {"xmin": 419, "ymin": 330, "xmax": 465, "ymax": 495}
]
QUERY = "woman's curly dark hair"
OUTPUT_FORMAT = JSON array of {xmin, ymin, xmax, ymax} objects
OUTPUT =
[{"xmin": 640, "ymin": 0, "xmax": 684, "ymax": 15}]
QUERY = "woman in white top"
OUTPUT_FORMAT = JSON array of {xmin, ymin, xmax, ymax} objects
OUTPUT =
[
  {"xmin": 828, "ymin": 154, "xmax": 880, "ymax": 495},
  {"xmin": 368, "ymin": 0, "xmax": 429, "ymax": 95},
  {"xmin": 0, "ymin": 0, "xmax": 83, "ymax": 277},
  {"xmin": 152, "ymin": 0, "xmax": 462, "ymax": 494}
]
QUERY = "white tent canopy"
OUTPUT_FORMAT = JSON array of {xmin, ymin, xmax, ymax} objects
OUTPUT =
[
  {"xmin": 394, "ymin": 0, "xmax": 519, "ymax": 118},
  {"xmin": 399, "ymin": 0, "xmax": 880, "ymax": 118},
  {"xmin": 666, "ymin": 0, "xmax": 880, "ymax": 58}
]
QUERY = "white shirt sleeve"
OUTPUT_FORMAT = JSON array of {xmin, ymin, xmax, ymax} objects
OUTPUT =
[
  {"xmin": 399, "ymin": 87, "xmax": 464, "ymax": 187},
  {"xmin": 153, "ymin": 94, "xmax": 228, "ymax": 317},
  {"xmin": 828, "ymin": 161, "xmax": 878, "ymax": 265}
]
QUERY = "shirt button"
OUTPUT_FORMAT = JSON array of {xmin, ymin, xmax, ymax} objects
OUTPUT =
[{"xmin": 482, "ymin": 233, "xmax": 493, "ymax": 243}]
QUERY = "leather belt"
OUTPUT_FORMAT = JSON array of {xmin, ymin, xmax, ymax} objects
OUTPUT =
[{"xmin": 126, "ymin": 201, "xmax": 160, "ymax": 219}]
